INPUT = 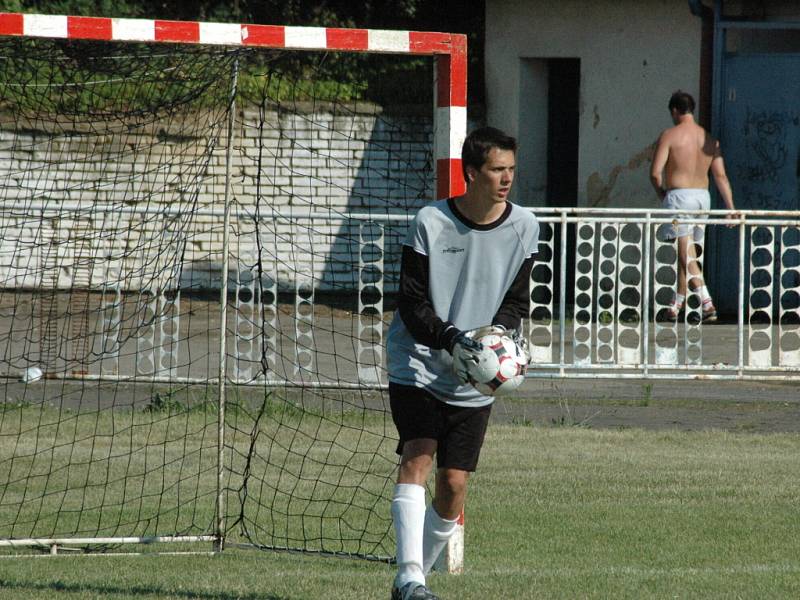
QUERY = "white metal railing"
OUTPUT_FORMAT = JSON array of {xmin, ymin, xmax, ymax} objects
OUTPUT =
[
  {"xmin": 1, "ymin": 205, "xmax": 799, "ymax": 384},
  {"xmin": 526, "ymin": 207, "xmax": 800, "ymax": 380}
]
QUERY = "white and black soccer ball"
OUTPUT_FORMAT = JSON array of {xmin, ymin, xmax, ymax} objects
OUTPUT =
[{"xmin": 466, "ymin": 333, "xmax": 528, "ymax": 397}]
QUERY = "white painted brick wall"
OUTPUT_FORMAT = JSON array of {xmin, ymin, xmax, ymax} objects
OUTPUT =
[{"xmin": 0, "ymin": 106, "xmax": 436, "ymax": 292}]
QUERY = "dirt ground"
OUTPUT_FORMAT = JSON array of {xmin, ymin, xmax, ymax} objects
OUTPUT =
[
  {"xmin": 491, "ymin": 377, "xmax": 800, "ymax": 434},
  {"xmin": 2, "ymin": 293, "xmax": 798, "ymax": 434}
]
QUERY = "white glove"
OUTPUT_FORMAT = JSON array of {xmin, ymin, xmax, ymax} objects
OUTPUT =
[
  {"xmin": 450, "ymin": 325, "xmax": 505, "ymax": 384},
  {"xmin": 492, "ymin": 324, "xmax": 532, "ymax": 365}
]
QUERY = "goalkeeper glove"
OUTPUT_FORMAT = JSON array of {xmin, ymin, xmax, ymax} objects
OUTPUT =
[
  {"xmin": 491, "ymin": 324, "xmax": 532, "ymax": 365},
  {"xmin": 448, "ymin": 325, "xmax": 506, "ymax": 384},
  {"xmin": 449, "ymin": 330, "xmax": 485, "ymax": 385}
]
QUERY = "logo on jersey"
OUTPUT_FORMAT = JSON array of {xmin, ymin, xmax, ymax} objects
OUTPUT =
[{"xmin": 442, "ymin": 246, "xmax": 465, "ymax": 254}]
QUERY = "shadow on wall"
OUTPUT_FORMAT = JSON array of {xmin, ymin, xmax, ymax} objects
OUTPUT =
[{"xmin": 177, "ymin": 103, "xmax": 437, "ymax": 309}]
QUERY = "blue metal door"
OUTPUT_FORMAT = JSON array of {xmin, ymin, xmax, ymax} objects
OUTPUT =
[{"xmin": 709, "ymin": 54, "xmax": 800, "ymax": 313}]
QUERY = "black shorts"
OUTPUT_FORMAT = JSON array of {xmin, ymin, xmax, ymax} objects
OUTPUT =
[{"xmin": 389, "ymin": 382, "xmax": 492, "ymax": 472}]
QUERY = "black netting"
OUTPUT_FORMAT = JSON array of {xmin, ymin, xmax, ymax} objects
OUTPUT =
[{"xmin": 0, "ymin": 37, "xmax": 436, "ymax": 560}]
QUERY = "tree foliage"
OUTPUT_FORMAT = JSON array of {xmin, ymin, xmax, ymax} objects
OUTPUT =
[{"xmin": 0, "ymin": 1, "xmax": 484, "ymax": 106}]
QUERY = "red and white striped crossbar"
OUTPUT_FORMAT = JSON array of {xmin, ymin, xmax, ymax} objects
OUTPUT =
[{"xmin": 0, "ymin": 12, "xmax": 467, "ymax": 200}]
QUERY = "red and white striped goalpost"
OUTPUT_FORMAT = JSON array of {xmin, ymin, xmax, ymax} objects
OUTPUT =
[{"xmin": 0, "ymin": 11, "xmax": 468, "ymax": 571}]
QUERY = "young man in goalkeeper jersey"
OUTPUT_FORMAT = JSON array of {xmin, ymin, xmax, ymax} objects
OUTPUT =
[{"xmin": 386, "ymin": 126, "xmax": 539, "ymax": 600}]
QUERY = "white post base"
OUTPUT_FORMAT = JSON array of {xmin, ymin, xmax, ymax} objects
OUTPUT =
[{"xmin": 432, "ymin": 511, "xmax": 464, "ymax": 574}]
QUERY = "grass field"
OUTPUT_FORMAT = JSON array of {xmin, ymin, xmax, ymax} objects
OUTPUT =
[{"xmin": 1, "ymin": 420, "xmax": 798, "ymax": 599}]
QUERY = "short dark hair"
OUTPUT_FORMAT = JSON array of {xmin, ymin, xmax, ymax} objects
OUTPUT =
[
  {"xmin": 668, "ymin": 90, "xmax": 695, "ymax": 115},
  {"xmin": 461, "ymin": 126, "xmax": 517, "ymax": 183}
]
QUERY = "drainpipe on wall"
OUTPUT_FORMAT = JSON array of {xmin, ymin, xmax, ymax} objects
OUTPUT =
[{"xmin": 688, "ymin": 0, "xmax": 714, "ymax": 129}]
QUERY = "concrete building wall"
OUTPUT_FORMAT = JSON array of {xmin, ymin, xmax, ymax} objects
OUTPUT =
[{"xmin": 485, "ymin": 0, "xmax": 702, "ymax": 209}]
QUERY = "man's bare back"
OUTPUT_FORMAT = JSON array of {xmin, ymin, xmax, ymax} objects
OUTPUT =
[
  {"xmin": 651, "ymin": 111, "xmax": 734, "ymax": 210},
  {"xmin": 658, "ymin": 120, "xmax": 717, "ymax": 189}
]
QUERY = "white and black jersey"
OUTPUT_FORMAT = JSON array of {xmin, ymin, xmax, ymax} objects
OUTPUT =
[{"xmin": 387, "ymin": 197, "xmax": 540, "ymax": 407}]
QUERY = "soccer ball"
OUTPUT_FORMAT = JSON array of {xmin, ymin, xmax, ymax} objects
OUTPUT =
[{"xmin": 466, "ymin": 333, "xmax": 528, "ymax": 396}]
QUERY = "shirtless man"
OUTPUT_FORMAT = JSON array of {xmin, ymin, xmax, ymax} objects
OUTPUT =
[{"xmin": 650, "ymin": 90, "xmax": 736, "ymax": 322}]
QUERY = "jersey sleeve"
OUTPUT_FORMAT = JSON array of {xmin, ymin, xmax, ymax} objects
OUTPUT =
[
  {"xmin": 404, "ymin": 209, "xmax": 430, "ymax": 256},
  {"xmin": 396, "ymin": 245, "xmax": 460, "ymax": 351},
  {"xmin": 491, "ymin": 255, "xmax": 535, "ymax": 331},
  {"xmin": 525, "ymin": 215, "xmax": 540, "ymax": 258},
  {"xmin": 493, "ymin": 209, "xmax": 540, "ymax": 331}
]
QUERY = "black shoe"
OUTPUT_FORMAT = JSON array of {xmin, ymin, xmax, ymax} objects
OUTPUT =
[{"xmin": 391, "ymin": 582, "xmax": 440, "ymax": 600}]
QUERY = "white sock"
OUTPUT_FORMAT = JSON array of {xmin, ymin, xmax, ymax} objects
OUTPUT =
[
  {"xmin": 391, "ymin": 483, "xmax": 426, "ymax": 589},
  {"xmin": 673, "ymin": 293, "xmax": 685, "ymax": 308},
  {"xmin": 422, "ymin": 505, "xmax": 459, "ymax": 575},
  {"xmin": 691, "ymin": 285, "xmax": 712, "ymax": 305}
]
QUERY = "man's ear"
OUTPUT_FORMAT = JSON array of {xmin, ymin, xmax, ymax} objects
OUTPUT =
[{"xmin": 465, "ymin": 165, "xmax": 476, "ymax": 183}]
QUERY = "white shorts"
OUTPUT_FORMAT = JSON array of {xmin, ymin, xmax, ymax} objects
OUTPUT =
[{"xmin": 657, "ymin": 188, "xmax": 710, "ymax": 242}]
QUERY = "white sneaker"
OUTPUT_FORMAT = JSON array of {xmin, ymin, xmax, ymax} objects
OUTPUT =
[{"xmin": 661, "ymin": 302, "xmax": 683, "ymax": 322}]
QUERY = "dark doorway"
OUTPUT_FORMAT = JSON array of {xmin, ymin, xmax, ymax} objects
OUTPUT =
[
  {"xmin": 544, "ymin": 58, "xmax": 580, "ymax": 316},
  {"xmin": 546, "ymin": 58, "xmax": 580, "ymax": 208}
]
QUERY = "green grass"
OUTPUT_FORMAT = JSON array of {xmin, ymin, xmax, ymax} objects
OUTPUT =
[
  {"xmin": 1, "ymin": 417, "xmax": 798, "ymax": 598},
  {"xmin": 0, "ymin": 396, "xmax": 397, "ymax": 559}
]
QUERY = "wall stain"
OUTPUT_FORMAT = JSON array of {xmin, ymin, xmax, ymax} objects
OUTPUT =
[
  {"xmin": 586, "ymin": 142, "xmax": 655, "ymax": 207},
  {"xmin": 593, "ymin": 105, "xmax": 600, "ymax": 129}
]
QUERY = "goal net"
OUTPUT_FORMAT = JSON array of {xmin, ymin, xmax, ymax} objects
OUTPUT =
[{"xmin": 0, "ymin": 13, "xmax": 466, "ymax": 560}]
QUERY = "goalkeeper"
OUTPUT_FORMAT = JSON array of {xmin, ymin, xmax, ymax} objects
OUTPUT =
[{"xmin": 385, "ymin": 126, "xmax": 539, "ymax": 600}]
